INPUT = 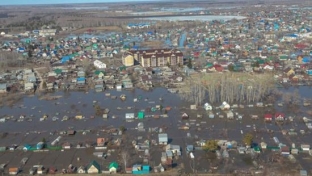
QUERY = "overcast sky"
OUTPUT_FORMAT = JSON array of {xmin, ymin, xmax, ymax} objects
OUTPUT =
[{"xmin": 0, "ymin": 0, "xmax": 154, "ymax": 5}]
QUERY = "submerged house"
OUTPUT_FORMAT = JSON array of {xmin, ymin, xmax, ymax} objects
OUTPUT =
[
  {"xmin": 220, "ymin": 101, "xmax": 230, "ymax": 110},
  {"xmin": 204, "ymin": 103, "xmax": 212, "ymax": 111},
  {"xmin": 264, "ymin": 114, "xmax": 273, "ymax": 121},
  {"xmin": 181, "ymin": 113, "xmax": 189, "ymax": 120},
  {"xmin": 158, "ymin": 133, "xmax": 168, "ymax": 145},
  {"xmin": 132, "ymin": 165, "xmax": 150, "ymax": 175},
  {"xmin": 86, "ymin": 160, "xmax": 101, "ymax": 174}
]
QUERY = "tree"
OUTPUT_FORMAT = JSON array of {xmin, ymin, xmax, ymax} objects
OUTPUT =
[
  {"xmin": 42, "ymin": 81, "xmax": 47, "ymax": 89},
  {"xmin": 203, "ymin": 140, "xmax": 218, "ymax": 152},
  {"xmin": 28, "ymin": 50, "xmax": 32, "ymax": 58},
  {"xmin": 243, "ymin": 133, "xmax": 253, "ymax": 146},
  {"xmin": 227, "ymin": 64, "xmax": 234, "ymax": 71},
  {"xmin": 187, "ymin": 58, "xmax": 192, "ymax": 69},
  {"xmin": 121, "ymin": 150, "xmax": 129, "ymax": 172},
  {"xmin": 119, "ymin": 126, "xmax": 126, "ymax": 133},
  {"xmin": 42, "ymin": 137, "xmax": 46, "ymax": 143},
  {"xmin": 166, "ymin": 62, "xmax": 171, "ymax": 68}
]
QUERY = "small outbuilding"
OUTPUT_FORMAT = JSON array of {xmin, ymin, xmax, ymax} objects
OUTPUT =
[{"xmin": 158, "ymin": 133, "xmax": 168, "ymax": 145}]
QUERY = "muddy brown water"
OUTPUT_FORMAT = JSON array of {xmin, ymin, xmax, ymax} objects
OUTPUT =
[{"xmin": 1, "ymin": 87, "xmax": 312, "ymax": 173}]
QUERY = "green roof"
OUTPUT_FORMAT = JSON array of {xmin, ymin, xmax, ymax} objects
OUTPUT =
[
  {"xmin": 279, "ymin": 55, "xmax": 288, "ymax": 60},
  {"xmin": 109, "ymin": 162, "xmax": 119, "ymax": 169},
  {"xmin": 205, "ymin": 62, "xmax": 213, "ymax": 68},
  {"xmin": 94, "ymin": 70, "xmax": 105, "ymax": 75},
  {"xmin": 253, "ymin": 146, "xmax": 261, "ymax": 151},
  {"xmin": 54, "ymin": 68, "xmax": 62, "ymax": 75},
  {"xmin": 87, "ymin": 160, "xmax": 101, "ymax": 173},
  {"xmin": 138, "ymin": 111, "xmax": 145, "ymax": 119}
]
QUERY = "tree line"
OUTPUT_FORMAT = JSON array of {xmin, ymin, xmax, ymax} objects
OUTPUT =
[{"xmin": 179, "ymin": 72, "xmax": 275, "ymax": 105}]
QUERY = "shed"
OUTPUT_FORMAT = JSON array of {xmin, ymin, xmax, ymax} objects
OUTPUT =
[
  {"xmin": 109, "ymin": 162, "xmax": 119, "ymax": 173},
  {"xmin": 138, "ymin": 111, "xmax": 145, "ymax": 119},
  {"xmin": 158, "ymin": 133, "xmax": 168, "ymax": 145},
  {"xmin": 300, "ymin": 170, "xmax": 308, "ymax": 176},
  {"xmin": 125, "ymin": 113, "xmax": 135, "ymax": 119}
]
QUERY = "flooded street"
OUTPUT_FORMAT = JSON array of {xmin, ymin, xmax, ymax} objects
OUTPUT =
[
  {"xmin": 1, "ymin": 87, "xmax": 312, "ymax": 174},
  {"xmin": 1, "ymin": 86, "xmax": 312, "ymax": 144}
]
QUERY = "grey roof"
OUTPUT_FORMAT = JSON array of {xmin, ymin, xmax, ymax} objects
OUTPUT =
[
  {"xmin": 0, "ymin": 83, "xmax": 6, "ymax": 90},
  {"xmin": 158, "ymin": 133, "xmax": 168, "ymax": 139}
]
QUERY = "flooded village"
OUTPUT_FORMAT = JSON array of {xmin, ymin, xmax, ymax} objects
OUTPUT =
[{"xmin": 0, "ymin": 1, "xmax": 312, "ymax": 176}]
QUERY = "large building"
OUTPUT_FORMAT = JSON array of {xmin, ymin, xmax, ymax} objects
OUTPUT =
[
  {"xmin": 122, "ymin": 53, "xmax": 135, "ymax": 67},
  {"xmin": 124, "ymin": 49, "xmax": 183, "ymax": 67}
]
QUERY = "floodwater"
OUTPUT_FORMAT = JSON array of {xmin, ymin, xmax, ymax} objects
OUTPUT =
[
  {"xmin": 0, "ymin": 86, "xmax": 311, "ymax": 147},
  {"xmin": 0, "ymin": 88, "xmax": 183, "ymax": 133},
  {"xmin": 145, "ymin": 15, "xmax": 246, "ymax": 22},
  {"xmin": 1, "ymin": 87, "xmax": 312, "ymax": 172}
]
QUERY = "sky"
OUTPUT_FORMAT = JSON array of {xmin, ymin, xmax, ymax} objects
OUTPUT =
[{"xmin": 0, "ymin": 0, "xmax": 153, "ymax": 5}]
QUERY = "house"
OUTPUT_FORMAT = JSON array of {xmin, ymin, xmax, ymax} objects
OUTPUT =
[
  {"xmin": 95, "ymin": 84, "xmax": 104, "ymax": 92},
  {"xmin": 264, "ymin": 114, "xmax": 273, "ymax": 121},
  {"xmin": 37, "ymin": 166, "xmax": 45, "ymax": 174},
  {"xmin": 186, "ymin": 145, "xmax": 194, "ymax": 152},
  {"xmin": 62, "ymin": 142, "xmax": 71, "ymax": 149},
  {"xmin": 284, "ymin": 67, "xmax": 295, "ymax": 76},
  {"xmin": 158, "ymin": 133, "xmax": 168, "ymax": 145},
  {"xmin": 86, "ymin": 160, "xmax": 101, "ymax": 174},
  {"xmin": 9, "ymin": 167, "xmax": 19, "ymax": 175},
  {"xmin": 275, "ymin": 113, "xmax": 285, "ymax": 121},
  {"xmin": 76, "ymin": 77, "xmax": 86, "ymax": 84},
  {"xmin": 97, "ymin": 138, "xmax": 106, "ymax": 147},
  {"xmin": 238, "ymin": 147, "xmax": 246, "ymax": 154},
  {"xmin": 94, "ymin": 70, "xmax": 105, "ymax": 79},
  {"xmin": 166, "ymin": 144, "xmax": 181, "ymax": 154},
  {"xmin": 23, "ymin": 144, "xmax": 32, "ymax": 151},
  {"xmin": 306, "ymin": 69, "xmax": 312, "ymax": 76},
  {"xmin": 24, "ymin": 82, "xmax": 34, "ymax": 91},
  {"xmin": 281, "ymin": 146, "xmax": 290, "ymax": 155},
  {"xmin": 204, "ymin": 103, "xmax": 212, "ymax": 111},
  {"xmin": 0, "ymin": 83, "xmax": 7, "ymax": 93},
  {"xmin": 226, "ymin": 111, "xmax": 234, "ymax": 119},
  {"xmin": 181, "ymin": 113, "xmax": 189, "ymax": 120},
  {"xmin": 301, "ymin": 144, "xmax": 310, "ymax": 151},
  {"xmin": 165, "ymin": 150, "xmax": 173, "ymax": 159},
  {"xmin": 94, "ymin": 60, "xmax": 106, "ymax": 69},
  {"xmin": 300, "ymin": 170, "xmax": 308, "ymax": 176},
  {"xmin": 109, "ymin": 162, "xmax": 119, "ymax": 173},
  {"xmin": 220, "ymin": 101, "xmax": 230, "ymax": 110},
  {"xmin": 77, "ymin": 166, "xmax": 86, "ymax": 174},
  {"xmin": 132, "ymin": 165, "xmax": 150, "ymax": 175}
]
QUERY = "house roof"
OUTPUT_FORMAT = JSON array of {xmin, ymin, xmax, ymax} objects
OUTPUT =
[
  {"xmin": 94, "ymin": 70, "xmax": 104, "ymax": 75},
  {"xmin": 109, "ymin": 162, "xmax": 119, "ymax": 169},
  {"xmin": 87, "ymin": 160, "xmax": 101, "ymax": 173},
  {"xmin": 0, "ymin": 83, "xmax": 6, "ymax": 90}
]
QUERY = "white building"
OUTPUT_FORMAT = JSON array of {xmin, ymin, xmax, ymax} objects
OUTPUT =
[{"xmin": 93, "ymin": 60, "xmax": 106, "ymax": 69}]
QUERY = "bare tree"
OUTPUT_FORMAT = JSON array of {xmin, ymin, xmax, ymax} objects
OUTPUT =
[
  {"xmin": 179, "ymin": 72, "xmax": 275, "ymax": 105},
  {"xmin": 121, "ymin": 150, "xmax": 129, "ymax": 172}
]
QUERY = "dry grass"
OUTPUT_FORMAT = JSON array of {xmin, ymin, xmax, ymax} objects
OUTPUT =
[{"xmin": 141, "ymin": 41, "xmax": 164, "ymax": 48}]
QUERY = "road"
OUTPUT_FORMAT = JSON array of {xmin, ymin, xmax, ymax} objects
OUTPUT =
[{"xmin": 33, "ymin": 67, "xmax": 45, "ymax": 91}]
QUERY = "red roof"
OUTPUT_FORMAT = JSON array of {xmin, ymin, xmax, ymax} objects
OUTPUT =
[
  {"xmin": 264, "ymin": 114, "xmax": 273, "ymax": 119},
  {"xmin": 294, "ymin": 43, "xmax": 308, "ymax": 49},
  {"xmin": 275, "ymin": 113, "xmax": 285, "ymax": 118}
]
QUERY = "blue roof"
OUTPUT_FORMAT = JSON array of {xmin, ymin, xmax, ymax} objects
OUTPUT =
[
  {"xmin": 61, "ymin": 56, "xmax": 71, "ymax": 63},
  {"xmin": 286, "ymin": 34, "xmax": 298, "ymax": 37},
  {"xmin": 77, "ymin": 77, "xmax": 85, "ymax": 81}
]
